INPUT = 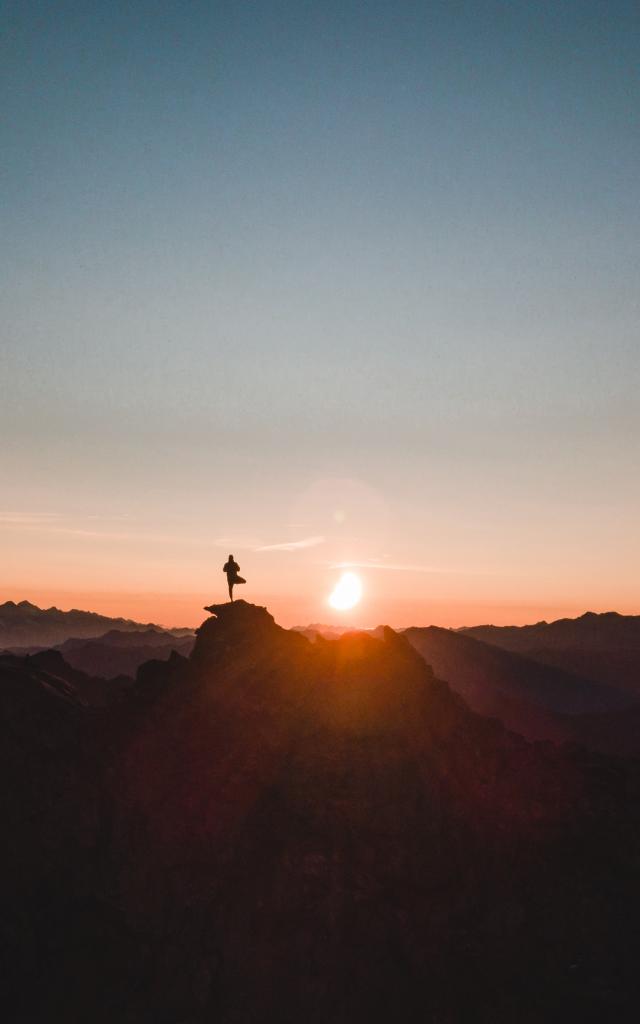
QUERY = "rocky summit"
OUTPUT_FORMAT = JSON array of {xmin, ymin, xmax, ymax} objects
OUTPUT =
[{"xmin": 2, "ymin": 601, "xmax": 639, "ymax": 1023}]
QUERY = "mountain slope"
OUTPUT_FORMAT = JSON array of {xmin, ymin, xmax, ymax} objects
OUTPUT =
[
  {"xmin": 404, "ymin": 625, "xmax": 640, "ymax": 755},
  {"xmin": 404, "ymin": 625, "xmax": 631, "ymax": 714},
  {"xmin": 0, "ymin": 648, "xmax": 133, "ymax": 707},
  {"xmin": 1, "ymin": 601, "xmax": 639, "ymax": 1022},
  {"xmin": 53, "ymin": 629, "xmax": 195, "ymax": 678},
  {"xmin": 462, "ymin": 612, "xmax": 640, "ymax": 697}
]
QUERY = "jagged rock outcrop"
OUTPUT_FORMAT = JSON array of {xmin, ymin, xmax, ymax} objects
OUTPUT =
[{"xmin": 1, "ymin": 602, "xmax": 639, "ymax": 1022}]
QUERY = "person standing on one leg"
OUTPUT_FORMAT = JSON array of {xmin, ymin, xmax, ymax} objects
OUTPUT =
[{"xmin": 223, "ymin": 554, "xmax": 246, "ymax": 602}]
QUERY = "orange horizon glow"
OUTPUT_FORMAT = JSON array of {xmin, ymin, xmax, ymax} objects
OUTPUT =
[
  {"xmin": 3, "ymin": 471, "xmax": 639, "ymax": 634},
  {"xmin": 3, "ymin": 583, "xmax": 638, "ymax": 633}
]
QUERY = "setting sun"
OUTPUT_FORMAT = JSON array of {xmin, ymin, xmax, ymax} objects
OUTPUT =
[{"xmin": 328, "ymin": 571, "xmax": 363, "ymax": 611}]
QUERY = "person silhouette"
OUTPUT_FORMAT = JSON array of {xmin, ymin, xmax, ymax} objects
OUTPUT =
[{"xmin": 223, "ymin": 554, "xmax": 246, "ymax": 602}]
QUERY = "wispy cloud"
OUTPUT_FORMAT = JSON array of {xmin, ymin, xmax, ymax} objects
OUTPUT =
[
  {"xmin": 214, "ymin": 535, "xmax": 263, "ymax": 549},
  {"xmin": 329, "ymin": 560, "xmax": 507, "ymax": 577},
  {"xmin": 0, "ymin": 514, "xmax": 204, "ymax": 547},
  {"xmin": 0, "ymin": 523, "xmax": 183, "ymax": 544},
  {"xmin": 0, "ymin": 512, "xmax": 131, "ymax": 525},
  {"xmin": 0, "ymin": 512, "xmax": 64, "ymax": 524},
  {"xmin": 330, "ymin": 560, "xmax": 475, "ymax": 575},
  {"xmin": 257, "ymin": 535, "xmax": 325, "ymax": 552}
]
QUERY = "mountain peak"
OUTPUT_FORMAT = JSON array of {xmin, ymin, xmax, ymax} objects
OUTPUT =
[
  {"xmin": 202, "ymin": 599, "xmax": 278, "ymax": 632},
  {"xmin": 194, "ymin": 600, "xmax": 291, "ymax": 663},
  {"xmin": 0, "ymin": 599, "xmax": 38, "ymax": 613}
]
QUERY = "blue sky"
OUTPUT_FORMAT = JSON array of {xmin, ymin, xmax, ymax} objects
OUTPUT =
[{"xmin": 1, "ymin": 0, "xmax": 639, "ymax": 626}]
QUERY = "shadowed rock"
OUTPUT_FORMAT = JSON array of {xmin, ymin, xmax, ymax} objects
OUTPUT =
[{"xmin": 1, "ymin": 601, "xmax": 639, "ymax": 1023}]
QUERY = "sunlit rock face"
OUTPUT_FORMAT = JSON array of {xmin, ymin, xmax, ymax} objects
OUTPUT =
[{"xmin": 1, "ymin": 602, "xmax": 639, "ymax": 1023}]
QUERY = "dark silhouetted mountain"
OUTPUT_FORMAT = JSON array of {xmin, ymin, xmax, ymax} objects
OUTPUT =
[
  {"xmin": 52, "ymin": 628, "xmax": 195, "ymax": 679},
  {"xmin": 405, "ymin": 625, "xmax": 631, "ymax": 715},
  {"xmin": 59, "ymin": 627, "xmax": 194, "ymax": 651},
  {"xmin": 0, "ymin": 648, "xmax": 133, "ymax": 707},
  {"xmin": 462, "ymin": 612, "xmax": 640, "ymax": 698},
  {"xmin": 0, "ymin": 599, "xmax": 192, "ymax": 650},
  {"xmin": 560, "ymin": 705, "xmax": 640, "ymax": 759},
  {"xmin": 463, "ymin": 611, "xmax": 640, "ymax": 652},
  {"xmin": 403, "ymin": 625, "xmax": 640, "ymax": 756},
  {"xmin": 2, "ymin": 600, "xmax": 639, "ymax": 1022}
]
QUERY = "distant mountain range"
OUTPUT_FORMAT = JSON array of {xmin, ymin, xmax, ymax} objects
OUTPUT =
[
  {"xmin": 403, "ymin": 624, "xmax": 640, "ymax": 756},
  {"xmin": 291, "ymin": 622, "xmax": 369, "ymax": 641},
  {"xmin": 404, "ymin": 624, "xmax": 630, "ymax": 716},
  {"xmin": 52, "ymin": 629, "xmax": 195, "ymax": 679},
  {"xmin": 461, "ymin": 610, "xmax": 640, "ymax": 651},
  {"xmin": 461, "ymin": 611, "xmax": 640, "ymax": 697},
  {"xmin": 0, "ymin": 600, "xmax": 193, "ymax": 650}
]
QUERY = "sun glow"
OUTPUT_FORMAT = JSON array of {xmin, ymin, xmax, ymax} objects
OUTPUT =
[{"xmin": 328, "ymin": 571, "xmax": 363, "ymax": 611}]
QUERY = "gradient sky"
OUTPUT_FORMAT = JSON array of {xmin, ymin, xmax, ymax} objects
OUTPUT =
[{"xmin": 2, "ymin": 0, "xmax": 639, "ymax": 628}]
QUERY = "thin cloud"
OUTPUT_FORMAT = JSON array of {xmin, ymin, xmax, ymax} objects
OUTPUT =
[
  {"xmin": 0, "ymin": 518, "xmax": 206, "ymax": 546},
  {"xmin": 214, "ymin": 535, "xmax": 263, "ymax": 549},
  {"xmin": 85, "ymin": 514, "xmax": 131, "ymax": 521},
  {"xmin": 0, "ymin": 512, "xmax": 131, "ymax": 525},
  {"xmin": 331, "ymin": 561, "xmax": 471, "ymax": 577},
  {"xmin": 329, "ymin": 560, "xmax": 485, "ymax": 575},
  {"xmin": 330, "ymin": 560, "xmax": 442, "ymax": 573},
  {"xmin": 257, "ymin": 535, "xmax": 325, "ymax": 552},
  {"xmin": 0, "ymin": 512, "xmax": 64, "ymax": 524}
]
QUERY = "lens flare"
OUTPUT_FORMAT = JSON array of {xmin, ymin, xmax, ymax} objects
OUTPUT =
[{"xmin": 328, "ymin": 571, "xmax": 363, "ymax": 611}]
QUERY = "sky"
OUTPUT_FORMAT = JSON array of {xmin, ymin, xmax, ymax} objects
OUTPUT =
[{"xmin": 1, "ymin": 0, "xmax": 639, "ymax": 628}]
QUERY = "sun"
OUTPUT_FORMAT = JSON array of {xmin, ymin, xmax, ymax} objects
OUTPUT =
[{"xmin": 328, "ymin": 571, "xmax": 363, "ymax": 611}]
